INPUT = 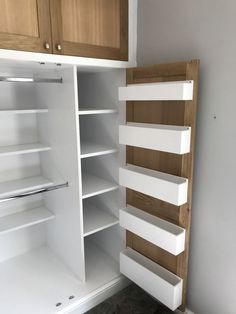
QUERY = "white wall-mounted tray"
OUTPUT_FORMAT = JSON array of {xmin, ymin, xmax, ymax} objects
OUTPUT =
[
  {"xmin": 83, "ymin": 203, "xmax": 119, "ymax": 237},
  {"xmin": 0, "ymin": 207, "xmax": 55, "ymax": 235},
  {"xmin": 119, "ymin": 80, "xmax": 193, "ymax": 101},
  {"xmin": 120, "ymin": 206, "xmax": 185, "ymax": 255},
  {"xmin": 0, "ymin": 143, "xmax": 51, "ymax": 157},
  {"xmin": 119, "ymin": 123, "xmax": 191, "ymax": 154},
  {"xmin": 119, "ymin": 165, "xmax": 188, "ymax": 206},
  {"xmin": 120, "ymin": 248, "xmax": 183, "ymax": 311}
]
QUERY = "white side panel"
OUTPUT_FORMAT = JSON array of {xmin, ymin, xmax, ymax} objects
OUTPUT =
[
  {"xmin": 120, "ymin": 248, "xmax": 183, "ymax": 311},
  {"xmin": 120, "ymin": 206, "xmax": 185, "ymax": 255},
  {"xmin": 119, "ymin": 164, "xmax": 188, "ymax": 205},
  {"xmin": 37, "ymin": 66, "xmax": 85, "ymax": 280},
  {"xmin": 119, "ymin": 80, "xmax": 193, "ymax": 101},
  {"xmin": 119, "ymin": 123, "xmax": 191, "ymax": 154}
]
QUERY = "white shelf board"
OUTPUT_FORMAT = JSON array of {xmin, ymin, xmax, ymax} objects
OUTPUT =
[
  {"xmin": 0, "ymin": 109, "xmax": 48, "ymax": 114},
  {"xmin": 81, "ymin": 142, "xmax": 117, "ymax": 159},
  {"xmin": 83, "ymin": 203, "xmax": 119, "ymax": 237},
  {"xmin": 0, "ymin": 176, "xmax": 53, "ymax": 199},
  {"xmin": 120, "ymin": 248, "xmax": 183, "ymax": 311},
  {"xmin": 0, "ymin": 207, "xmax": 55, "ymax": 235},
  {"xmin": 119, "ymin": 123, "xmax": 191, "ymax": 154},
  {"xmin": 78, "ymin": 108, "xmax": 118, "ymax": 115},
  {"xmin": 0, "ymin": 143, "xmax": 51, "ymax": 157},
  {"xmin": 82, "ymin": 173, "xmax": 118, "ymax": 199},
  {"xmin": 119, "ymin": 164, "xmax": 188, "ymax": 206},
  {"xmin": 119, "ymin": 80, "xmax": 194, "ymax": 101},
  {"xmin": 120, "ymin": 206, "xmax": 185, "ymax": 255},
  {"xmin": 0, "ymin": 244, "xmax": 121, "ymax": 314}
]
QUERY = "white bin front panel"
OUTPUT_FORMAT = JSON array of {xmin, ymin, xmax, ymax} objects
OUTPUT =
[
  {"xmin": 120, "ymin": 248, "xmax": 183, "ymax": 311},
  {"xmin": 120, "ymin": 206, "xmax": 185, "ymax": 255},
  {"xmin": 119, "ymin": 123, "xmax": 191, "ymax": 154},
  {"xmin": 119, "ymin": 165, "xmax": 188, "ymax": 206}
]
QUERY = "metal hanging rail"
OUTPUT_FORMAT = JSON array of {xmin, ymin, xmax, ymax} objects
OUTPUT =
[
  {"xmin": 0, "ymin": 76, "xmax": 63, "ymax": 83},
  {"xmin": 0, "ymin": 182, "xmax": 69, "ymax": 203}
]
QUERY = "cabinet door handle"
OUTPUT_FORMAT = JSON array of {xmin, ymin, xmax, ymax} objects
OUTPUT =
[
  {"xmin": 56, "ymin": 44, "xmax": 62, "ymax": 51},
  {"xmin": 44, "ymin": 42, "xmax": 50, "ymax": 50}
]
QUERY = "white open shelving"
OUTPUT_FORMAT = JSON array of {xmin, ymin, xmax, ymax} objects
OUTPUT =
[
  {"xmin": 0, "ymin": 109, "xmax": 48, "ymax": 114},
  {"xmin": 119, "ymin": 123, "xmax": 191, "ymax": 154},
  {"xmin": 119, "ymin": 164, "xmax": 188, "ymax": 206},
  {"xmin": 120, "ymin": 248, "xmax": 183, "ymax": 311},
  {"xmin": 0, "ymin": 143, "xmax": 51, "ymax": 157},
  {"xmin": 80, "ymin": 142, "xmax": 117, "ymax": 159},
  {"xmin": 83, "ymin": 202, "xmax": 119, "ymax": 237},
  {"xmin": 0, "ymin": 176, "xmax": 53, "ymax": 199},
  {"xmin": 0, "ymin": 207, "xmax": 55, "ymax": 235},
  {"xmin": 82, "ymin": 173, "xmax": 119, "ymax": 199},
  {"xmin": 78, "ymin": 108, "xmax": 118, "ymax": 115},
  {"xmin": 119, "ymin": 80, "xmax": 194, "ymax": 101},
  {"xmin": 120, "ymin": 206, "xmax": 185, "ymax": 255}
]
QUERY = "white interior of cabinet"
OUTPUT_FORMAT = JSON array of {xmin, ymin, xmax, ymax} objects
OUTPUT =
[{"xmin": 0, "ymin": 61, "xmax": 127, "ymax": 314}]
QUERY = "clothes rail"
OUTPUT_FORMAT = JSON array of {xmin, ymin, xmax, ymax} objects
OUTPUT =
[
  {"xmin": 0, "ymin": 76, "xmax": 63, "ymax": 83},
  {"xmin": 0, "ymin": 182, "xmax": 69, "ymax": 203}
]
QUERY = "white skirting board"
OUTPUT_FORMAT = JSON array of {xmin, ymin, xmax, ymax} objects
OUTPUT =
[
  {"xmin": 119, "ymin": 123, "xmax": 191, "ymax": 154},
  {"xmin": 120, "ymin": 248, "xmax": 183, "ymax": 311},
  {"xmin": 119, "ymin": 165, "xmax": 188, "ymax": 206},
  {"xmin": 119, "ymin": 80, "xmax": 193, "ymax": 101},
  {"xmin": 120, "ymin": 206, "xmax": 185, "ymax": 255}
]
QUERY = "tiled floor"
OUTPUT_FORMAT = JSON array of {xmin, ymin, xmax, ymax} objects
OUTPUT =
[{"xmin": 86, "ymin": 284, "xmax": 174, "ymax": 314}]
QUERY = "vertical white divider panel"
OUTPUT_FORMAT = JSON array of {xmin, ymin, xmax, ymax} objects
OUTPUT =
[{"xmin": 37, "ymin": 66, "xmax": 85, "ymax": 280}]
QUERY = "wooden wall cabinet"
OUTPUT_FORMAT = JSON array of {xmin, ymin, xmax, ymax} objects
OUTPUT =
[
  {"xmin": 0, "ymin": 0, "xmax": 128, "ymax": 60},
  {"xmin": 0, "ymin": 0, "xmax": 52, "ymax": 53}
]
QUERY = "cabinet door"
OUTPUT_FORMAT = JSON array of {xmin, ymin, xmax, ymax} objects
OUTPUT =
[
  {"xmin": 50, "ymin": 0, "xmax": 128, "ymax": 60},
  {"xmin": 0, "ymin": 0, "xmax": 52, "ymax": 53}
]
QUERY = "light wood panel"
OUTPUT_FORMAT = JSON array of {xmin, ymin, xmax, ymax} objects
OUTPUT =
[
  {"xmin": 0, "ymin": 0, "xmax": 52, "ymax": 52},
  {"xmin": 50, "ymin": 0, "xmax": 128, "ymax": 60},
  {"xmin": 125, "ymin": 60, "xmax": 199, "ymax": 311}
]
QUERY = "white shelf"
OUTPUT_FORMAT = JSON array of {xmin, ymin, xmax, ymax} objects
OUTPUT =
[
  {"xmin": 120, "ymin": 206, "xmax": 185, "ymax": 255},
  {"xmin": 0, "ymin": 143, "xmax": 51, "ymax": 157},
  {"xmin": 83, "ymin": 203, "xmax": 119, "ymax": 237},
  {"xmin": 119, "ymin": 123, "xmax": 191, "ymax": 154},
  {"xmin": 78, "ymin": 108, "xmax": 118, "ymax": 115},
  {"xmin": 0, "ymin": 207, "xmax": 55, "ymax": 235},
  {"xmin": 0, "ymin": 109, "xmax": 48, "ymax": 114},
  {"xmin": 0, "ymin": 176, "xmax": 53, "ymax": 199},
  {"xmin": 120, "ymin": 248, "xmax": 183, "ymax": 311},
  {"xmin": 0, "ymin": 244, "xmax": 121, "ymax": 314},
  {"xmin": 82, "ymin": 173, "xmax": 118, "ymax": 199},
  {"xmin": 80, "ymin": 142, "xmax": 117, "ymax": 159},
  {"xmin": 119, "ymin": 80, "xmax": 194, "ymax": 101},
  {"xmin": 119, "ymin": 164, "xmax": 188, "ymax": 206}
]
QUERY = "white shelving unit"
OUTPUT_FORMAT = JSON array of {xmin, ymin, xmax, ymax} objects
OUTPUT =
[
  {"xmin": 119, "ymin": 80, "xmax": 194, "ymax": 101},
  {"xmin": 120, "ymin": 206, "xmax": 185, "ymax": 255},
  {"xmin": 80, "ymin": 142, "xmax": 117, "ymax": 159},
  {"xmin": 0, "ymin": 143, "xmax": 51, "ymax": 157},
  {"xmin": 120, "ymin": 248, "xmax": 183, "ymax": 311},
  {"xmin": 119, "ymin": 123, "xmax": 191, "ymax": 154},
  {"xmin": 0, "ymin": 206, "xmax": 55, "ymax": 235},
  {"xmin": 119, "ymin": 164, "xmax": 188, "ymax": 206}
]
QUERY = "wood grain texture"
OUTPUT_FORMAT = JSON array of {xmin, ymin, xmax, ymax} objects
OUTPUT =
[
  {"xmin": 50, "ymin": 0, "xmax": 128, "ymax": 60},
  {"xmin": 125, "ymin": 60, "xmax": 200, "ymax": 311},
  {"xmin": 0, "ymin": 0, "xmax": 52, "ymax": 52}
]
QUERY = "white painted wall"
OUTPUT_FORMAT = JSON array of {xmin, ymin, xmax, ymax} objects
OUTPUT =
[{"xmin": 137, "ymin": 1, "xmax": 236, "ymax": 314}]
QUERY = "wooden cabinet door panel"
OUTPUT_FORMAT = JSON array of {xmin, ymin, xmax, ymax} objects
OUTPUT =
[
  {"xmin": 0, "ymin": 0, "xmax": 52, "ymax": 53},
  {"xmin": 50, "ymin": 0, "xmax": 128, "ymax": 60}
]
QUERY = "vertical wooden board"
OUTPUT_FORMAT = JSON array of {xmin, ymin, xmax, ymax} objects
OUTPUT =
[{"xmin": 124, "ymin": 60, "xmax": 199, "ymax": 311}]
